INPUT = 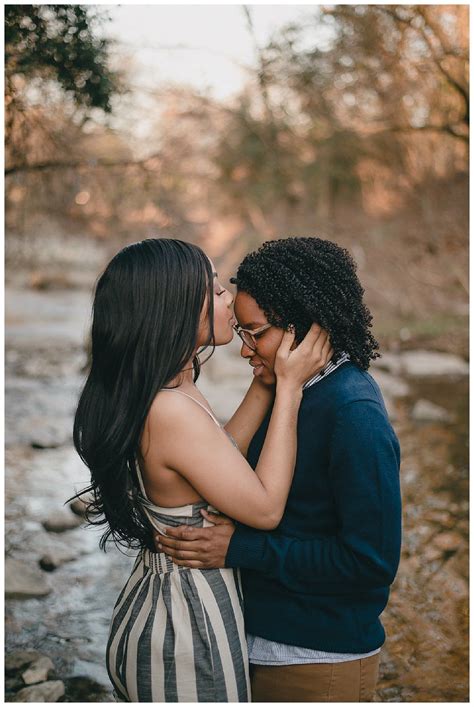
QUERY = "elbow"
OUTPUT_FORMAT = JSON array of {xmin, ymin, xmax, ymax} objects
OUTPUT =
[{"xmin": 257, "ymin": 509, "xmax": 283, "ymax": 530}]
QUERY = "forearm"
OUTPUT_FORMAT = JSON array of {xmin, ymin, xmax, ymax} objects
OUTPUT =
[
  {"xmin": 226, "ymin": 524, "xmax": 401, "ymax": 594},
  {"xmin": 253, "ymin": 384, "xmax": 302, "ymax": 524},
  {"xmin": 224, "ymin": 378, "xmax": 274, "ymax": 456},
  {"xmin": 227, "ymin": 401, "xmax": 402, "ymax": 592}
]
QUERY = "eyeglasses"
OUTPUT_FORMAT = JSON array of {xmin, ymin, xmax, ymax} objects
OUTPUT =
[{"xmin": 233, "ymin": 323, "xmax": 272, "ymax": 351}]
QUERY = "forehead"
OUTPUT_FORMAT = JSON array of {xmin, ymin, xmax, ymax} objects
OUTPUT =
[{"xmin": 234, "ymin": 291, "xmax": 267, "ymax": 327}]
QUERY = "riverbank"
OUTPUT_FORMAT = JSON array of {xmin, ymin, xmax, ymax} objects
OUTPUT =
[{"xmin": 5, "ymin": 284, "xmax": 468, "ymax": 702}]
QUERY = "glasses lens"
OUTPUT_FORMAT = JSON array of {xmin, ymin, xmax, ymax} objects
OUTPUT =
[{"xmin": 238, "ymin": 330, "xmax": 255, "ymax": 350}]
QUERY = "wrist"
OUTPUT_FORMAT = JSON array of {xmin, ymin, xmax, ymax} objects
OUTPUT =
[{"xmin": 275, "ymin": 380, "xmax": 303, "ymax": 399}]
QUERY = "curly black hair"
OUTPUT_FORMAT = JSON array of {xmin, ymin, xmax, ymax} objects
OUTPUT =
[{"xmin": 231, "ymin": 237, "xmax": 379, "ymax": 370}]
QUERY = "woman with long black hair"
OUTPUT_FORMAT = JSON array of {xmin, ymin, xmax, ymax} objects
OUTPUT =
[{"xmin": 73, "ymin": 238, "xmax": 332, "ymax": 702}]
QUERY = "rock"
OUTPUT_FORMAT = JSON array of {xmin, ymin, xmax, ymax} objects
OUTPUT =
[
  {"xmin": 69, "ymin": 493, "xmax": 93, "ymax": 517},
  {"xmin": 5, "ymin": 558, "xmax": 51, "ymax": 599},
  {"xmin": 423, "ymin": 510, "xmax": 454, "ymax": 526},
  {"xmin": 399, "ymin": 350, "xmax": 468, "ymax": 377},
  {"xmin": 371, "ymin": 368, "xmax": 410, "ymax": 397},
  {"xmin": 22, "ymin": 655, "xmax": 55, "ymax": 685},
  {"xmin": 378, "ymin": 686, "xmax": 403, "ymax": 702},
  {"xmin": 42, "ymin": 509, "xmax": 82, "ymax": 533},
  {"xmin": 64, "ymin": 676, "xmax": 111, "ymax": 702},
  {"xmin": 5, "ymin": 651, "xmax": 42, "ymax": 675},
  {"xmin": 39, "ymin": 549, "xmax": 78, "ymax": 571},
  {"xmin": 433, "ymin": 531, "xmax": 463, "ymax": 552},
  {"xmin": 372, "ymin": 353, "xmax": 403, "ymax": 376},
  {"xmin": 30, "ymin": 426, "xmax": 68, "ymax": 449},
  {"xmin": 423, "ymin": 546, "xmax": 443, "ymax": 562},
  {"xmin": 29, "ymin": 271, "xmax": 71, "ymax": 291},
  {"xmin": 11, "ymin": 680, "xmax": 65, "ymax": 702},
  {"xmin": 411, "ymin": 399, "xmax": 455, "ymax": 423}
]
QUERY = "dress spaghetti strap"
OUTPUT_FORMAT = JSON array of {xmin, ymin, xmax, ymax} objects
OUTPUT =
[{"xmin": 160, "ymin": 388, "xmax": 221, "ymax": 427}]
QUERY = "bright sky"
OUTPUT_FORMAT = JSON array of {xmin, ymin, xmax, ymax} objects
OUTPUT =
[{"xmin": 105, "ymin": 5, "xmax": 315, "ymax": 100}]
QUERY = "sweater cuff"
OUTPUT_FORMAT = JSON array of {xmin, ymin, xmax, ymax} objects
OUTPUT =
[{"xmin": 225, "ymin": 524, "xmax": 267, "ymax": 570}]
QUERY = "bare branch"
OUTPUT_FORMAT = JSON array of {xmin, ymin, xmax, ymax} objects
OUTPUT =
[{"xmin": 5, "ymin": 153, "xmax": 163, "ymax": 176}]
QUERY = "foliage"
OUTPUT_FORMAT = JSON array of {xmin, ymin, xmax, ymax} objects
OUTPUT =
[{"xmin": 5, "ymin": 5, "xmax": 118, "ymax": 112}]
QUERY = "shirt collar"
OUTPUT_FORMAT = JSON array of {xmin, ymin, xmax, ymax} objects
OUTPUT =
[{"xmin": 303, "ymin": 352, "xmax": 350, "ymax": 390}]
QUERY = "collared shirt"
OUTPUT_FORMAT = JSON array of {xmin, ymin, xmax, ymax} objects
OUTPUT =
[{"xmin": 247, "ymin": 351, "xmax": 381, "ymax": 665}]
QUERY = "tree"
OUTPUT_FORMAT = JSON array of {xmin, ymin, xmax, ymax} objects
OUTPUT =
[
  {"xmin": 5, "ymin": 5, "xmax": 121, "ymax": 173},
  {"xmin": 5, "ymin": 5, "xmax": 118, "ymax": 112}
]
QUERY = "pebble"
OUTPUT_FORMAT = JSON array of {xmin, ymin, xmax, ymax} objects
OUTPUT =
[
  {"xmin": 42, "ymin": 509, "xmax": 82, "ymax": 533},
  {"xmin": 433, "ymin": 532, "xmax": 463, "ymax": 552},
  {"xmin": 11, "ymin": 680, "xmax": 65, "ymax": 702},
  {"xmin": 69, "ymin": 493, "xmax": 93, "ymax": 517},
  {"xmin": 5, "ymin": 558, "xmax": 51, "ymax": 599},
  {"xmin": 30, "ymin": 425, "xmax": 69, "ymax": 449},
  {"xmin": 39, "ymin": 549, "xmax": 78, "ymax": 572},
  {"xmin": 370, "ymin": 369, "xmax": 410, "ymax": 398},
  {"xmin": 411, "ymin": 399, "xmax": 454, "ymax": 423},
  {"xmin": 399, "ymin": 350, "xmax": 468, "ymax": 377},
  {"xmin": 5, "ymin": 650, "xmax": 42, "ymax": 675},
  {"xmin": 22, "ymin": 655, "xmax": 55, "ymax": 685}
]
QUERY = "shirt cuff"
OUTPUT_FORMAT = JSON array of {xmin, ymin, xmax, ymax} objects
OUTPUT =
[{"xmin": 225, "ymin": 524, "xmax": 266, "ymax": 570}]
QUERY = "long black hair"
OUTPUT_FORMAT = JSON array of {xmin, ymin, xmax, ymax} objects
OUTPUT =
[
  {"xmin": 73, "ymin": 238, "xmax": 215, "ymax": 550},
  {"xmin": 231, "ymin": 237, "xmax": 379, "ymax": 370}
]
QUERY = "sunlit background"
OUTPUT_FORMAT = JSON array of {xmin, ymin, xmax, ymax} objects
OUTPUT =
[{"xmin": 5, "ymin": 5, "xmax": 468, "ymax": 703}]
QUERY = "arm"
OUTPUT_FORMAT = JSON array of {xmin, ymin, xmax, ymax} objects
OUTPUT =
[
  {"xmin": 148, "ymin": 325, "xmax": 327, "ymax": 529},
  {"xmin": 225, "ymin": 400, "xmax": 402, "ymax": 593},
  {"xmin": 159, "ymin": 400, "xmax": 401, "ymax": 589},
  {"xmin": 224, "ymin": 378, "xmax": 274, "ymax": 457}
]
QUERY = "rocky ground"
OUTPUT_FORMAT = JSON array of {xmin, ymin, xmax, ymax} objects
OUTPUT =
[{"xmin": 5, "ymin": 284, "xmax": 469, "ymax": 702}]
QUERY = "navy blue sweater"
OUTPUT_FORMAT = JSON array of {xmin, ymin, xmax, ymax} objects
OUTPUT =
[{"xmin": 225, "ymin": 362, "xmax": 402, "ymax": 654}]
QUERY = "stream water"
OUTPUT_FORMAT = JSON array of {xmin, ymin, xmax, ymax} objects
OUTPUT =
[{"xmin": 5, "ymin": 286, "xmax": 468, "ymax": 702}]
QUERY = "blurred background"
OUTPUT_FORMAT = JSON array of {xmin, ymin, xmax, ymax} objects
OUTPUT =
[{"xmin": 5, "ymin": 4, "xmax": 468, "ymax": 702}]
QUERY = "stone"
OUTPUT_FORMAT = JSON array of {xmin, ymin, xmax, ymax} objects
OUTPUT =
[
  {"xmin": 423, "ymin": 546, "xmax": 443, "ymax": 562},
  {"xmin": 22, "ymin": 655, "xmax": 55, "ymax": 685},
  {"xmin": 5, "ymin": 651, "xmax": 42, "ymax": 675},
  {"xmin": 432, "ymin": 531, "xmax": 463, "ymax": 552},
  {"xmin": 370, "ymin": 369, "xmax": 410, "ymax": 398},
  {"xmin": 42, "ymin": 509, "xmax": 82, "ymax": 533},
  {"xmin": 30, "ymin": 425, "xmax": 69, "ymax": 449},
  {"xmin": 69, "ymin": 493, "xmax": 93, "ymax": 517},
  {"xmin": 399, "ymin": 350, "xmax": 468, "ymax": 378},
  {"xmin": 11, "ymin": 680, "xmax": 65, "ymax": 702},
  {"xmin": 39, "ymin": 549, "xmax": 78, "ymax": 571},
  {"xmin": 411, "ymin": 399, "xmax": 455, "ymax": 423},
  {"xmin": 5, "ymin": 558, "xmax": 51, "ymax": 599},
  {"xmin": 372, "ymin": 353, "xmax": 403, "ymax": 376}
]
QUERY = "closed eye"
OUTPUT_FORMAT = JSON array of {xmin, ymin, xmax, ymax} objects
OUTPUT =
[{"xmin": 216, "ymin": 289, "xmax": 226, "ymax": 296}]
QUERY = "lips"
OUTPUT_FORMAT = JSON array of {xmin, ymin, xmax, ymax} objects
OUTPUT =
[{"xmin": 250, "ymin": 360, "xmax": 265, "ymax": 376}]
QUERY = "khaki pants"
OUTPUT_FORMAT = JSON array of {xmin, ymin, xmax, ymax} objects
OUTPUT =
[{"xmin": 250, "ymin": 653, "xmax": 380, "ymax": 702}]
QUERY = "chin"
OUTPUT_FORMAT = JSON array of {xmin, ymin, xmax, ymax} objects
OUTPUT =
[{"xmin": 214, "ymin": 329, "xmax": 234, "ymax": 346}]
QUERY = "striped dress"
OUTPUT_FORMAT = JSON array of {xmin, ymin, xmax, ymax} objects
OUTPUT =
[{"xmin": 106, "ymin": 392, "xmax": 251, "ymax": 702}]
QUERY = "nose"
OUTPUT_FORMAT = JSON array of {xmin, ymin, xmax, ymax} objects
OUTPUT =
[{"xmin": 240, "ymin": 340, "xmax": 253, "ymax": 359}]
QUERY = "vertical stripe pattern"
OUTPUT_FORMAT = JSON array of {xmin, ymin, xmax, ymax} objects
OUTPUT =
[{"xmin": 106, "ymin": 501, "xmax": 250, "ymax": 702}]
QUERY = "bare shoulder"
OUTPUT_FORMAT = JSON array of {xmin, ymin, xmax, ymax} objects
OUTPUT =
[{"xmin": 147, "ymin": 390, "xmax": 219, "ymax": 436}]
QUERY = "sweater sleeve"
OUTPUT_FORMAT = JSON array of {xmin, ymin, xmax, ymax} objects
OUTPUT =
[{"xmin": 225, "ymin": 400, "xmax": 402, "ymax": 595}]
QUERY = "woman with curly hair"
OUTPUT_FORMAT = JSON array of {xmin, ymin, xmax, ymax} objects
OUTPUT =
[{"xmin": 157, "ymin": 236, "xmax": 402, "ymax": 703}]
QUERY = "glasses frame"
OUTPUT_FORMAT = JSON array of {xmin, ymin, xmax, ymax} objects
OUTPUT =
[{"xmin": 233, "ymin": 323, "xmax": 272, "ymax": 351}]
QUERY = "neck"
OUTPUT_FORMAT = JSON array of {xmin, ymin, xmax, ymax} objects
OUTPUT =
[{"xmin": 168, "ymin": 358, "xmax": 195, "ymax": 388}]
